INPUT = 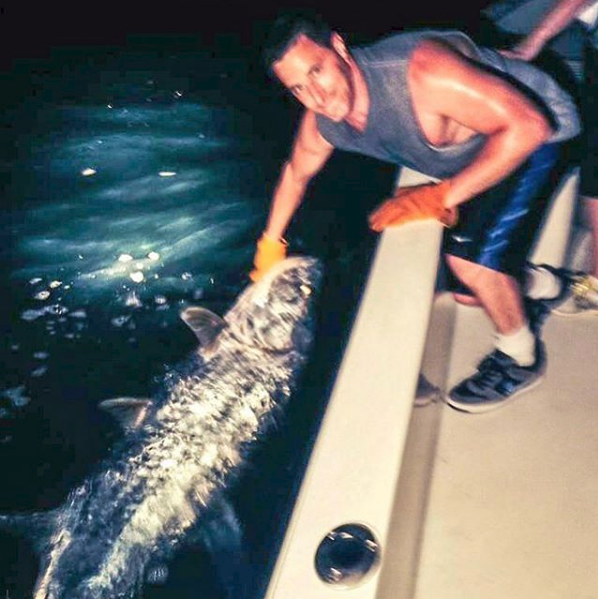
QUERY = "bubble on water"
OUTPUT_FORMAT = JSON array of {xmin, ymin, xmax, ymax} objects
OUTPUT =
[
  {"xmin": 29, "ymin": 277, "xmax": 43, "ymax": 285},
  {"xmin": 130, "ymin": 271, "xmax": 144, "ymax": 283},
  {"xmin": 81, "ymin": 168, "xmax": 96, "ymax": 177},
  {"xmin": 69, "ymin": 309, "xmax": 88, "ymax": 319},
  {"xmin": 111, "ymin": 315, "xmax": 130, "ymax": 328},
  {"xmin": 174, "ymin": 90, "xmax": 183, "ymax": 98},
  {"xmin": 125, "ymin": 292, "xmax": 143, "ymax": 308},
  {"xmin": 33, "ymin": 352, "xmax": 49, "ymax": 360},
  {"xmin": 107, "ymin": 103, "xmax": 113, "ymax": 109},
  {"xmin": 154, "ymin": 295, "xmax": 167, "ymax": 305},
  {"xmin": 31, "ymin": 366, "xmax": 48, "ymax": 378},
  {"xmin": 3, "ymin": 386, "xmax": 31, "ymax": 408},
  {"xmin": 10, "ymin": 344, "xmax": 20, "ymax": 352},
  {"xmin": 181, "ymin": 272, "xmax": 192, "ymax": 281},
  {"xmin": 48, "ymin": 304, "xmax": 68, "ymax": 316},
  {"xmin": 49, "ymin": 280, "xmax": 62, "ymax": 289},
  {"xmin": 65, "ymin": 333, "xmax": 75, "ymax": 339},
  {"xmin": 22, "ymin": 309, "xmax": 45, "ymax": 321},
  {"xmin": 118, "ymin": 254, "xmax": 134, "ymax": 263},
  {"xmin": 159, "ymin": 171, "xmax": 177, "ymax": 177},
  {"xmin": 34, "ymin": 290, "xmax": 51, "ymax": 301},
  {"xmin": 148, "ymin": 252, "xmax": 160, "ymax": 261}
]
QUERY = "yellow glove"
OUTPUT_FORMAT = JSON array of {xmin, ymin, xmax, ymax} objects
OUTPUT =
[
  {"xmin": 368, "ymin": 180, "xmax": 457, "ymax": 232},
  {"xmin": 249, "ymin": 233, "xmax": 288, "ymax": 282}
]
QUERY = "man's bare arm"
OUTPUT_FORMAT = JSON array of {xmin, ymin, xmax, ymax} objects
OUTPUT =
[
  {"xmin": 503, "ymin": 0, "xmax": 591, "ymax": 60},
  {"xmin": 264, "ymin": 111, "xmax": 333, "ymax": 240},
  {"xmin": 408, "ymin": 39, "xmax": 554, "ymax": 208}
]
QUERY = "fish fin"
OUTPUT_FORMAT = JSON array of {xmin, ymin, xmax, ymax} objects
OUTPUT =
[
  {"xmin": 0, "ymin": 510, "xmax": 58, "ymax": 554},
  {"xmin": 98, "ymin": 397, "xmax": 152, "ymax": 431},
  {"xmin": 180, "ymin": 307, "xmax": 226, "ymax": 347},
  {"xmin": 190, "ymin": 497, "xmax": 250, "ymax": 598}
]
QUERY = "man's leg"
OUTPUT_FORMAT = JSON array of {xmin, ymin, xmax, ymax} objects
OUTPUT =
[
  {"xmin": 446, "ymin": 255, "xmax": 526, "ymax": 335},
  {"xmin": 441, "ymin": 144, "xmax": 566, "ymax": 413},
  {"xmin": 530, "ymin": 197, "xmax": 598, "ymax": 317},
  {"xmin": 445, "ymin": 255, "xmax": 545, "ymax": 413},
  {"xmin": 550, "ymin": 41, "xmax": 598, "ymax": 314},
  {"xmin": 584, "ymin": 196, "xmax": 598, "ymax": 278}
]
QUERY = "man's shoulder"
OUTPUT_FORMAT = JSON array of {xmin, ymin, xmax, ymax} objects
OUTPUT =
[{"xmin": 355, "ymin": 29, "xmax": 471, "ymax": 64}]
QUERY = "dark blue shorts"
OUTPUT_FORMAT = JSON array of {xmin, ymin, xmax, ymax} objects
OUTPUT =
[{"xmin": 442, "ymin": 142, "xmax": 568, "ymax": 290}]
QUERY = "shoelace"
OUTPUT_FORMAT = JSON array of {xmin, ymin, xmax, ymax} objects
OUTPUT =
[{"xmin": 473, "ymin": 353, "xmax": 512, "ymax": 389}]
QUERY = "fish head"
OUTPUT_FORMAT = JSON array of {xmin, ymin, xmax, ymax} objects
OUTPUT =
[{"xmin": 227, "ymin": 256, "xmax": 323, "ymax": 352}]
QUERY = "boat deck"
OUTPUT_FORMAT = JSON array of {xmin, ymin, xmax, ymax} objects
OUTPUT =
[
  {"xmin": 264, "ymin": 170, "xmax": 596, "ymax": 599},
  {"xmin": 412, "ymin": 304, "xmax": 598, "ymax": 599}
]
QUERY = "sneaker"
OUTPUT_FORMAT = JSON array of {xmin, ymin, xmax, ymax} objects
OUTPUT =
[
  {"xmin": 552, "ymin": 273, "xmax": 598, "ymax": 317},
  {"xmin": 526, "ymin": 263, "xmax": 572, "ymax": 310},
  {"xmin": 527, "ymin": 264, "xmax": 598, "ymax": 317},
  {"xmin": 446, "ymin": 341, "xmax": 546, "ymax": 413}
]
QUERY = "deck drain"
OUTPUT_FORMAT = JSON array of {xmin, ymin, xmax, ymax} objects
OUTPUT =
[{"xmin": 315, "ymin": 524, "xmax": 380, "ymax": 587}]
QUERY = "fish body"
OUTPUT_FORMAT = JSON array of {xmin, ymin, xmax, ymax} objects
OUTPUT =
[{"xmin": 0, "ymin": 256, "xmax": 322, "ymax": 599}]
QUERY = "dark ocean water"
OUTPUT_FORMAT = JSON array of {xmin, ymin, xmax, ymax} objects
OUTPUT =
[{"xmin": 0, "ymin": 37, "xmax": 395, "ymax": 598}]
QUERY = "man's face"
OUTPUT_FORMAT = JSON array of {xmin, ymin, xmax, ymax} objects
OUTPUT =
[{"xmin": 273, "ymin": 33, "xmax": 354, "ymax": 121}]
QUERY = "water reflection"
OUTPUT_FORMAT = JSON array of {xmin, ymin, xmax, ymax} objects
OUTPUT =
[{"xmin": 0, "ymin": 49, "xmax": 273, "ymax": 599}]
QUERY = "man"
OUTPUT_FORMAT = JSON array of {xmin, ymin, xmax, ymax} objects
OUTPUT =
[
  {"xmin": 250, "ymin": 12, "xmax": 580, "ymax": 413},
  {"xmin": 496, "ymin": 0, "xmax": 598, "ymax": 314}
]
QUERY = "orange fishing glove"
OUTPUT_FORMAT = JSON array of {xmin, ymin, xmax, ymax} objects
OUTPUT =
[
  {"xmin": 249, "ymin": 233, "xmax": 288, "ymax": 282},
  {"xmin": 368, "ymin": 180, "xmax": 457, "ymax": 232}
]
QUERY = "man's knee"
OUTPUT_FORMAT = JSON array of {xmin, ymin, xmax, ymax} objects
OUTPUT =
[{"xmin": 445, "ymin": 254, "xmax": 487, "ymax": 290}]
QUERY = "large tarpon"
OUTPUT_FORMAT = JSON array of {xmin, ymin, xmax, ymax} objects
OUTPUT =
[{"xmin": 0, "ymin": 256, "xmax": 322, "ymax": 599}]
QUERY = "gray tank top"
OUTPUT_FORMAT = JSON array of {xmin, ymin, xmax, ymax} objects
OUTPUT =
[{"xmin": 316, "ymin": 30, "xmax": 580, "ymax": 179}]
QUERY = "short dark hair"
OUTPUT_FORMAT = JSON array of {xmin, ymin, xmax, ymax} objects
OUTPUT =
[{"xmin": 262, "ymin": 9, "xmax": 333, "ymax": 75}]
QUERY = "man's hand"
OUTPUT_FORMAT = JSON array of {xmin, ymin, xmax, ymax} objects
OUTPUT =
[
  {"xmin": 249, "ymin": 233, "xmax": 288, "ymax": 282},
  {"xmin": 368, "ymin": 180, "xmax": 457, "ymax": 232}
]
